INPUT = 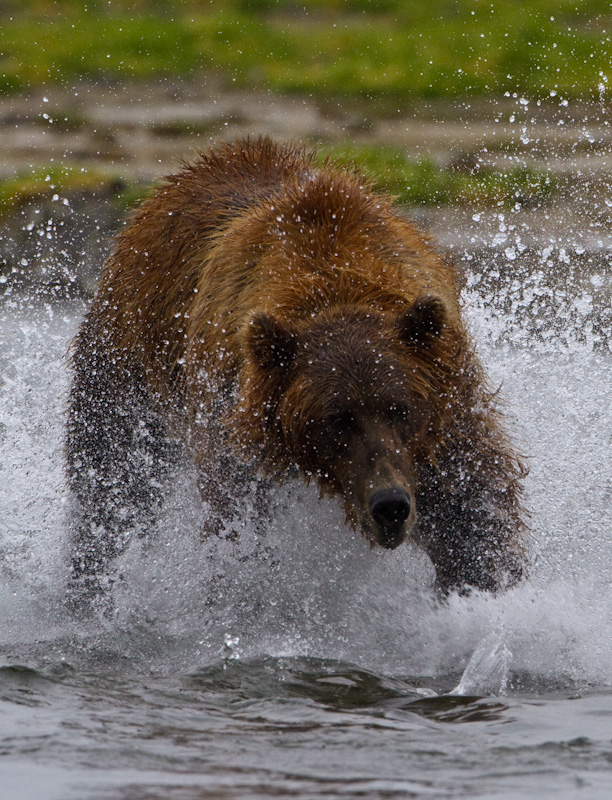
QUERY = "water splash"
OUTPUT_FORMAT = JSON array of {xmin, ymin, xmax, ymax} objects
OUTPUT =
[
  {"xmin": 1, "ymin": 284, "xmax": 611, "ymax": 690},
  {"xmin": 450, "ymin": 633, "xmax": 510, "ymax": 696}
]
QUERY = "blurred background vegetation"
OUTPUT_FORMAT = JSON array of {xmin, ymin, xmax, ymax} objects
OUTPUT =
[
  {"xmin": 1, "ymin": 0, "xmax": 609, "ymax": 218},
  {"xmin": 1, "ymin": 0, "xmax": 611, "ymax": 98}
]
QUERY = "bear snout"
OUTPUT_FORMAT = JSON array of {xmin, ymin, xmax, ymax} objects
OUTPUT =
[{"xmin": 368, "ymin": 487, "xmax": 412, "ymax": 549}]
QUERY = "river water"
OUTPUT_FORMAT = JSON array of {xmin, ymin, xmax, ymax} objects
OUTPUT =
[{"xmin": 1, "ymin": 235, "xmax": 612, "ymax": 798}]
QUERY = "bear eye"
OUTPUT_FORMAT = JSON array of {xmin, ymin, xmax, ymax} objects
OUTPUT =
[
  {"xmin": 326, "ymin": 411, "xmax": 355, "ymax": 435},
  {"xmin": 388, "ymin": 403, "xmax": 411, "ymax": 423}
]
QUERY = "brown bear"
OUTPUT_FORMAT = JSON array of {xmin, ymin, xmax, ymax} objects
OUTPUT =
[{"xmin": 66, "ymin": 137, "xmax": 527, "ymax": 606}]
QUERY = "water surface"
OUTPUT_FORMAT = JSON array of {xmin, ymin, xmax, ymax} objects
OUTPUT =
[{"xmin": 1, "ymin": 262, "xmax": 612, "ymax": 797}]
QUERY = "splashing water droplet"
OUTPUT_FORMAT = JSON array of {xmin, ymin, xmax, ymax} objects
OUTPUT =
[{"xmin": 450, "ymin": 633, "xmax": 511, "ymax": 697}]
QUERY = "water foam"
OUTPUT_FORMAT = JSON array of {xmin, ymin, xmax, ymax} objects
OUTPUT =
[{"xmin": 1, "ymin": 287, "xmax": 611, "ymax": 689}]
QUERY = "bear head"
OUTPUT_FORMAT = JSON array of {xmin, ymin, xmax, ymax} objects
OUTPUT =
[{"xmin": 237, "ymin": 295, "xmax": 460, "ymax": 550}]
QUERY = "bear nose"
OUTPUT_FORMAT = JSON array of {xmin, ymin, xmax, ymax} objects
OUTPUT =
[{"xmin": 369, "ymin": 488, "xmax": 411, "ymax": 548}]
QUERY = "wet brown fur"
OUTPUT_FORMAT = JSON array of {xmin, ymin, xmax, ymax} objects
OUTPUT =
[{"xmin": 67, "ymin": 137, "xmax": 528, "ymax": 597}]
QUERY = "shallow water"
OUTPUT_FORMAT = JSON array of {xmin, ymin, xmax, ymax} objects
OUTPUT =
[{"xmin": 1, "ymin": 267, "xmax": 612, "ymax": 798}]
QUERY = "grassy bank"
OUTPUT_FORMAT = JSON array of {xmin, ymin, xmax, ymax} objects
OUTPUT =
[
  {"xmin": 0, "ymin": 147, "xmax": 555, "ymax": 217},
  {"xmin": 1, "ymin": 0, "xmax": 611, "ymax": 99},
  {"xmin": 320, "ymin": 145, "xmax": 555, "ymax": 207},
  {"xmin": 0, "ymin": 166, "xmax": 142, "ymax": 215}
]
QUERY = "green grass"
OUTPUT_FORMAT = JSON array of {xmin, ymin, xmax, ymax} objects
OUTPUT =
[
  {"xmin": 0, "ymin": 144, "xmax": 556, "ymax": 214},
  {"xmin": 0, "ymin": 166, "xmax": 139, "ymax": 216},
  {"xmin": 317, "ymin": 144, "xmax": 556, "ymax": 207},
  {"xmin": 1, "ymin": 0, "xmax": 612, "ymax": 99}
]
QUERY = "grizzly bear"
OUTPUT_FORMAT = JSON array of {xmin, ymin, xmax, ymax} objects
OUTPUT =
[{"xmin": 66, "ymin": 137, "xmax": 527, "ymax": 606}]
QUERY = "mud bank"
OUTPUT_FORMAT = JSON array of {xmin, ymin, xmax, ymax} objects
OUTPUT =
[{"xmin": 1, "ymin": 83, "xmax": 611, "ymax": 345}]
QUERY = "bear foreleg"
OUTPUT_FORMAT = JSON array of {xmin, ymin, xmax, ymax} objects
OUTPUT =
[
  {"xmin": 416, "ymin": 405, "xmax": 527, "ymax": 595},
  {"xmin": 65, "ymin": 323, "xmax": 178, "ymax": 610}
]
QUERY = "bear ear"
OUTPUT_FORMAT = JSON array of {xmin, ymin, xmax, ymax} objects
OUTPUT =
[
  {"xmin": 395, "ymin": 295, "xmax": 447, "ymax": 348},
  {"xmin": 246, "ymin": 312, "xmax": 298, "ymax": 374}
]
